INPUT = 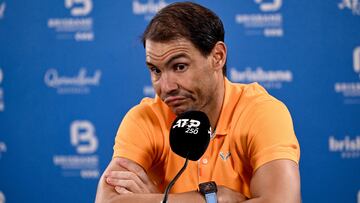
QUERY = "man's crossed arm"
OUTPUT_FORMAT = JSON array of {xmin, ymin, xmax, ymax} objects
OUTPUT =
[{"xmin": 95, "ymin": 157, "xmax": 300, "ymax": 203}]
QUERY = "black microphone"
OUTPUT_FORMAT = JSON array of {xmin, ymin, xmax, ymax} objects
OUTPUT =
[{"xmin": 162, "ymin": 110, "xmax": 211, "ymax": 203}]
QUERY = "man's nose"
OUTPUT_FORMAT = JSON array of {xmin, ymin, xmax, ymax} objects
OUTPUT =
[{"xmin": 160, "ymin": 72, "xmax": 179, "ymax": 94}]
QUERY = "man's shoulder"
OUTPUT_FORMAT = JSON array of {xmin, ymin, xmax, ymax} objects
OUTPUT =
[
  {"xmin": 125, "ymin": 96, "xmax": 174, "ymax": 123},
  {"xmin": 227, "ymin": 80, "xmax": 278, "ymax": 105}
]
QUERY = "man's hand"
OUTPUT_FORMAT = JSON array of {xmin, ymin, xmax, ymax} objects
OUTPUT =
[
  {"xmin": 217, "ymin": 186, "xmax": 247, "ymax": 203},
  {"xmin": 104, "ymin": 157, "xmax": 160, "ymax": 194}
]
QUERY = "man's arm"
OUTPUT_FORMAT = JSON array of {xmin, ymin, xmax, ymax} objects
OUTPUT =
[
  {"xmin": 95, "ymin": 157, "xmax": 126, "ymax": 203},
  {"xmin": 96, "ymin": 157, "xmax": 247, "ymax": 203},
  {"xmin": 244, "ymin": 159, "xmax": 301, "ymax": 203},
  {"xmin": 95, "ymin": 157, "xmax": 207, "ymax": 203}
]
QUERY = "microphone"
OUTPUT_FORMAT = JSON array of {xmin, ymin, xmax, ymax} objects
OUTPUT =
[{"xmin": 162, "ymin": 110, "xmax": 211, "ymax": 203}]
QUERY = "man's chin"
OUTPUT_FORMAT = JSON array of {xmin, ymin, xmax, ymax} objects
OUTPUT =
[{"xmin": 171, "ymin": 106, "xmax": 196, "ymax": 115}]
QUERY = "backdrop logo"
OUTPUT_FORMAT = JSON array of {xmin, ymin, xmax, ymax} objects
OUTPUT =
[
  {"xmin": 53, "ymin": 120, "xmax": 99, "ymax": 179},
  {"xmin": 44, "ymin": 68, "xmax": 101, "ymax": 95},
  {"xmin": 70, "ymin": 120, "xmax": 98, "ymax": 154},
  {"xmin": 255, "ymin": 0, "xmax": 282, "ymax": 12},
  {"xmin": 0, "ymin": 1, "xmax": 5, "ymax": 19},
  {"xmin": 0, "ymin": 68, "xmax": 2, "ymax": 83},
  {"xmin": 47, "ymin": 0, "xmax": 94, "ymax": 41},
  {"xmin": 354, "ymin": 46, "xmax": 360, "ymax": 75},
  {"xmin": 338, "ymin": 0, "xmax": 360, "ymax": 15},
  {"xmin": 235, "ymin": 0, "xmax": 284, "ymax": 37},
  {"xmin": 334, "ymin": 46, "xmax": 360, "ymax": 104},
  {"xmin": 0, "ymin": 141, "xmax": 6, "ymax": 159},
  {"xmin": 329, "ymin": 135, "xmax": 360, "ymax": 159},
  {"xmin": 143, "ymin": 85, "xmax": 155, "ymax": 97},
  {"xmin": 230, "ymin": 67, "xmax": 293, "ymax": 89},
  {"xmin": 65, "ymin": 0, "xmax": 92, "ymax": 16},
  {"xmin": 0, "ymin": 68, "xmax": 4, "ymax": 111},
  {"xmin": 132, "ymin": 0, "xmax": 168, "ymax": 20}
]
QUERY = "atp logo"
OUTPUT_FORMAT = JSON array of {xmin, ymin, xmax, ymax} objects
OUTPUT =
[
  {"xmin": 255, "ymin": 0, "xmax": 282, "ymax": 12},
  {"xmin": 65, "ymin": 0, "xmax": 92, "ymax": 16},
  {"xmin": 70, "ymin": 120, "xmax": 98, "ymax": 154},
  {"xmin": 339, "ymin": 0, "xmax": 360, "ymax": 15},
  {"xmin": 354, "ymin": 46, "xmax": 360, "ymax": 76},
  {"xmin": 0, "ymin": 1, "xmax": 5, "ymax": 19},
  {"xmin": 173, "ymin": 119, "xmax": 200, "ymax": 134}
]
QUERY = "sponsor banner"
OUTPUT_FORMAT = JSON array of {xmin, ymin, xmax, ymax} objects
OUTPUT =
[
  {"xmin": 132, "ymin": 0, "xmax": 168, "ymax": 21},
  {"xmin": 44, "ymin": 68, "xmax": 101, "ymax": 95},
  {"xmin": 0, "ymin": 141, "xmax": 6, "ymax": 159},
  {"xmin": 53, "ymin": 120, "xmax": 100, "ymax": 179},
  {"xmin": 47, "ymin": 0, "xmax": 94, "ymax": 41},
  {"xmin": 235, "ymin": 0, "xmax": 284, "ymax": 37},
  {"xmin": 229, "ymin": 66, "xmax": 293, "ymax": 89},
  {"xmin": 338, "ymin": 0, "xmax": 360, "ymax": 15},
  {"xmin": 334, "ymin": 46, "xmax": 360, "ymax": 104},
  {"xmin": 329, "ymin": 135, "xmax": 360, "ymax": 159},
  {"xmin": 0, "ymin": 1, "xmax": 5, "ymax": 19},
  {"xmin": 0, "ymin": 68, "xmax": 4, "ymax": 111}
]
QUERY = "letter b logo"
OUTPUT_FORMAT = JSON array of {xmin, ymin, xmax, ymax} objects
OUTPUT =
[{"xmin": 70, "ymin": 120, "xmax": 98, "ymax": 154}]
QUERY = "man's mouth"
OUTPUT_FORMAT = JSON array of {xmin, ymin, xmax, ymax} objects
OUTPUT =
[{"xmin": 164, "ymin": 96, "xmax": 187, "ymax": 106}]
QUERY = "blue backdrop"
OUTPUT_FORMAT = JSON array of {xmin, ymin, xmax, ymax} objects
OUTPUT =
[{"xmin": 0, "ymin": 0, "xmax": 359, "ymax": 202}]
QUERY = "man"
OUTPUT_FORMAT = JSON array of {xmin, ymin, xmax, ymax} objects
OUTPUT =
[{"xmin": 96, "ymin": 2, "xmax": 301, "ymax": 203}]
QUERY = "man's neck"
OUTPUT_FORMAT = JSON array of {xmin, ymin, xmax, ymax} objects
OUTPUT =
[{"xmin": 206, "ymin": 77, "xmax": 225, "ymax": 132}]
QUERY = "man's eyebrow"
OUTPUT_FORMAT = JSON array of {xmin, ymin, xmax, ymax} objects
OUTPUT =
[
  {"xmin": 164, "ymin": 53, "xmax": 189, "ymax": 67},
  {"xmin": 146, "ymin": 53, "xmax": 189, "ymax": 68}
]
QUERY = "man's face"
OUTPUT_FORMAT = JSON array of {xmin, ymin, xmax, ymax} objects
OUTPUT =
[{"xmin": 145, "ymin": 39, "xmax": 218, "ymax": 115}]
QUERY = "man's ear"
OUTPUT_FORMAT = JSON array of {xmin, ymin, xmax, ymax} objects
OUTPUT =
[{"xmin": 211, "ymin": 41, "xmax": 227, "ymax": 71}]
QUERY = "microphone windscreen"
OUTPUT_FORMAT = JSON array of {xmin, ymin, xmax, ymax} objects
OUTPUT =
[{"xmin": 169, "ymin": 111, "xmax": 211, "ymax": 161}]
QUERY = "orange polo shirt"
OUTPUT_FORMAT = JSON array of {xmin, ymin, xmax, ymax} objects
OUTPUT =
[{"xmin": 113, "ymin": 78, "xmax": 300, "ymax": 198}]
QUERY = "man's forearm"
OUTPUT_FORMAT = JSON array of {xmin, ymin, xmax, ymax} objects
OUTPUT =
[{"xmin": 103, "ymin": 191, "xmax": 205, "ymax": 203}]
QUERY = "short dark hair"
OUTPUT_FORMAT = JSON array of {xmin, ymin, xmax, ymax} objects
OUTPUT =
[{"xmin": 141, "ymin": 1, "xmax": 227, "ymax": 75}]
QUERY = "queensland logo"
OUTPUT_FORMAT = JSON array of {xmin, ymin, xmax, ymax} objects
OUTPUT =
[
  {"xmin": 230, "ymin": 67, "xmax": 293, "ymax": 89},
  {"xmin": 0, "ymin": 141, "xmax": 6, "ymax": 159},
  {"xmin": 334, "ymin": 46, "xmax": 360, "ymax": 104},
  {"xmin": 329, "ymin": 135, "xmax": 360, "ymax": 159},
  {"xmin": 338, "ymin": 0, "xmax": 360, "ymax": 15},
  {"xmin": 47, "ymin": 0, "xmax": 94, "ymax": 41},
  {"xmin": 132, "ymin": 0, "xmax": 168, "ymax": 20},
  {"xmin": 0, "ymin": 1, "xmax": 5, "ymax": 19},
  {"xmin": 235, "ymin": 0, "xmax": 284, "ymax": 37},
  {"xmin": 53, "ymin": 120, "xmax": 99, "ymax": 179},
  {"xmin": 44, "ymin": 68, "xmax": 101, "ymax": 94}
]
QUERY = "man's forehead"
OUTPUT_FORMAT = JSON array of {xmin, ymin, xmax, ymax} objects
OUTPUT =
[{"xmin": 145, "ymin": 39, "xmax": 194, "ymax": 62}]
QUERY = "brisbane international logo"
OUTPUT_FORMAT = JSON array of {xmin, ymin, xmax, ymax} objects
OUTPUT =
[
  {"xmin": 334, "ymin": 46, "xmax": 360, "ymax": 104},
  {"xmin": 235, "ymin": 0, "xmax": 284, "ymax": 37}
]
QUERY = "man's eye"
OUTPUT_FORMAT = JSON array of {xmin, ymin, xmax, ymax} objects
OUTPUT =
[
  {"xmin": 150, "ymin": 67, "xmax": 161, "ymax": 75},
  {"xmin": 175, "ymin": 64, "xmax": 187, "ymax": 71}
]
